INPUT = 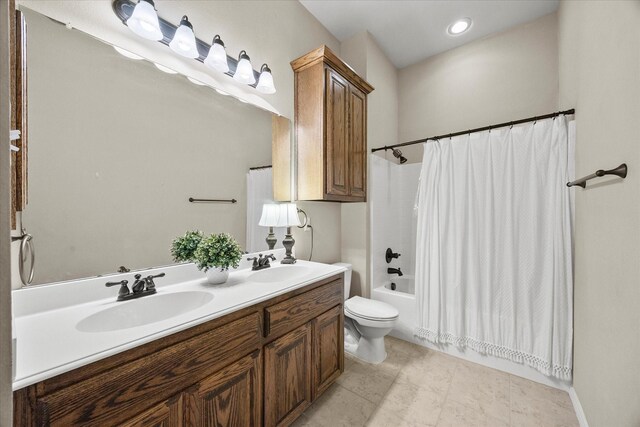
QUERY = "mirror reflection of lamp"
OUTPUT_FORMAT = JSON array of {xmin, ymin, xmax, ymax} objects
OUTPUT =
[
  {"xmin": 259, "ymin": 204, "xmax": 281, "ymax": 250},
  {"xmin": 276, "ymin": 203, "xmax": 301, "ymax": 264}
]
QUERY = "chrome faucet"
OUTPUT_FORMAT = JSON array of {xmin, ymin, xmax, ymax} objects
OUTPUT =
[
  {"xmin": 106, "ymin": 272, "xmax": 165, "ymax": 301},
  {"xmin": 247, "ymin": 253, "xmax": 276, "ymax": 271},
  {"xmin": 387, "ymin": 267, "xmax": 403, "ymax": 277}
]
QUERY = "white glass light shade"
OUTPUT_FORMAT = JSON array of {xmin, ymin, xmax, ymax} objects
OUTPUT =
[
  {"xmin": 233, "ymin": 51, "xmax": 256, "ymax": 85},
  {"xmin": 275, "ymin": 203, "xmax": 301, "ymax": 227},
  {"xmin": 154, "ymin": 63, "xmax": 177, "ymax": 74},
  {"xmin": 169, "ymin": 16, "xmax": 199, "ymax": 59},
  {"xmin": 259, "ymin": 204, "xmax": 280, "ymax": 227},
  {"xmin": 256, "ymin": 65, "xmax": 276, "ymax": 94},
  {"xmin": 187, "ymin": 76, "xmax": 206, "ymax": 86},
  {"xmin": 113, "ymin": 46, "xmax": 144, "ymax": 60},
  {"xmin": 126, "ymin": 0, "xmax": 162, "ymax": 41},
  {"xmin": 205, "ymin": 37, "xmax": 230, "ymax": 73}
]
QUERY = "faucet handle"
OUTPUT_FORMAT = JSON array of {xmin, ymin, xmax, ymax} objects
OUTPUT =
[
  {"xmin": 247, "ymin": 256, "xmax": 259, "ymax": 267},
  {"xmin": 144, "ymin": 272, "xmax": 165, "ymax": 290},
  {"xmin": 265, "ymin": 254, "xmax": 276, "ymax": 261},
  {"xmin": 105, "ymin": 280, "xmax": 130, "ymax": 297}
]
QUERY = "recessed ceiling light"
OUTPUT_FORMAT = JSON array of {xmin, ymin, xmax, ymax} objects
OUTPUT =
[
  {"xmin": 113, "ymin": 46, "xmax": 143, "ymax": 60},
  {"xmin": 447, "ymin": 18, "xmax": 472, "ymax": 36},
  {"xmin": 154, "ymin": 63, "xmax": 178, "ymax": 74},
  {"xmin": 187, "ymin": 76, "xmax": 206, "ymax": 86}
]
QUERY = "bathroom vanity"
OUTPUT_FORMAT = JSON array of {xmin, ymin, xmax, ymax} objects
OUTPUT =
[{"xmin": 12, "ymin": 261, "xmax": 345, "ymax": 426}]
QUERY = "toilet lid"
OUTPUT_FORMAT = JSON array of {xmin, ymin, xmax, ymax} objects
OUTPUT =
[{"xmin": 345, "ymin": 296, "xmax": 399, "ymax": 320}]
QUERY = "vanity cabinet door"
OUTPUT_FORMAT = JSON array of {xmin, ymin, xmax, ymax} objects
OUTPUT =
[
  {"xmin": 348, "ymin": 85, "xmax": 367, "ymax": 200},
  {"xmin": 121, "ymin": 395, "xmax": 183, "ymax": 427},
  {"xmin": 264, "ymin": 323, "xmax": 313, "ymax": 427},
  {"xmin": 312, "ymin": 305, "xmax": 344, "ymax": 399},
  {"xmin": 184, "ymin": 350, "xmax": 261, "ymax": 427},
  {"xmin": 325, "ymin": 67, "xmax": 350, "ymax": 198}
]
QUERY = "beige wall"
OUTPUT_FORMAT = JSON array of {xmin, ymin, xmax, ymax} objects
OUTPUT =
[
  {"xmin": 1, "ymin": 0, "xmax": 13, "ymax": 422},
  {"xmin": 340, "ymin": 32, "xmax": 398, "ymax": 297},
  {"xmin": 559, "ymin": 2, "xmax": 640, "ymax": 426},
  {"xmin": 398, "ymin": 12, "xmax": 559, "ymax": 163}
]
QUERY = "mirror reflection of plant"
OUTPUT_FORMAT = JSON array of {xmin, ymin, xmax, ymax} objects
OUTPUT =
[
  {"xmin": 193, "ymin": 233, "xmax": 243, "ymax": 272},
  {"xmin": 171, "ymin": 230, "xmax": 204, "ymax": 263}
]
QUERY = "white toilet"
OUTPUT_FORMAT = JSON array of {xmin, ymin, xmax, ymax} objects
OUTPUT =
[{"xmin": 334, "ymin": 263, "xmax": 399, "ymax": 364}]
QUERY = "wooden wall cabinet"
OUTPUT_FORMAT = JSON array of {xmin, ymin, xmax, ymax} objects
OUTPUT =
[
  {"xmin": 14, "ymin": 275, "xmax": 344, "ymax": 427},
  {"xmin": 290, "ymin": 46, "xmax": 373, "ymax": 202}
]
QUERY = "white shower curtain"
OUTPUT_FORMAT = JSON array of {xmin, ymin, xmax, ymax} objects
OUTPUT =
[{"xmin": 414, "ymin": 116, "xmax": 574, "ymax": 379}]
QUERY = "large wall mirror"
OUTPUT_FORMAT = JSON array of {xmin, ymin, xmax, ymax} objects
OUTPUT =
[{"xmin": 20, "ymin": 7, "xmax": 290, "ymax": 286}]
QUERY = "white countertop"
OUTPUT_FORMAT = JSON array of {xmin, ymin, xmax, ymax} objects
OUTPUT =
[{"xmin": 12, "ymin": 254, "xmax": 345, "ymax": 390}]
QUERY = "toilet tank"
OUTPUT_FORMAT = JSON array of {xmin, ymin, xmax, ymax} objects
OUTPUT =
[{"xmin": 332, "ymin": 263, "xmax": 352, "ymax": 300}]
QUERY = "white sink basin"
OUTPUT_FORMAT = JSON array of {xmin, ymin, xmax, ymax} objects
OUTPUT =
[
  {"xmin": 248, "ymin": 265, "xmax": 311, "ymax": 283},
  {"xmin": 76, "ymin": 291, "xmax": 214, "ymax": 333}
]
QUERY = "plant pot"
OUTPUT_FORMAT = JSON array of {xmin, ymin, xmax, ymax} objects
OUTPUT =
[{"xmin": 205, "ymin": 267, "xmax": 229, "ymax": 285}]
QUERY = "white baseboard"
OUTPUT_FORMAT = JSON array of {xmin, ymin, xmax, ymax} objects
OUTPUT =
[{"xmin": 569, "ymin": 387, "xmax": 589, "ymax": 427}]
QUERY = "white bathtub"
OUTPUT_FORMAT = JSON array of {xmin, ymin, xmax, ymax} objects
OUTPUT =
[{"xmin": 372, "ymin": 276, "xmax": 416, "ymax": 342}]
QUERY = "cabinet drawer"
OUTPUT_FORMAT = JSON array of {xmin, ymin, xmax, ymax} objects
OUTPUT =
[
  {"xmin": 264, "ymin": 278, "xmax": 343, "ymax": 340},
  {"xmin": 34, "ymin": 313, "xmax": 261, "ymax": 426}
]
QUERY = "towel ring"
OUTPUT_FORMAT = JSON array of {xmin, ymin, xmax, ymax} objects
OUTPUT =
[{"xmin": 12, "ymin": 229, "xmax": 34, "ymax": 286}]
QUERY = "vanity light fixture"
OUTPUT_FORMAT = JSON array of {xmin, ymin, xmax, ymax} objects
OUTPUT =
[
  {"xmin": 113, "ymin": 45, "xmax": 144, "ymax": 60},
  {"xmin": 204, "ymin": 35, "xmax": 230, "ymax": 73},
  {"xmin": 256, "ymin": 64, "xmax": 276, "ymax": 94},
  {"xmin": 233, "ymin": 50, "xmax": 256, "ymax": 85},
  {"xmin": 169, "ymin": 15, "xmax": 199, "ymax": 59},
  {"xmin": 447, "ymin": 18, "xmax": 472, "ymax": 35},
  {"xmin": 114, "ymin": 0, "xmax": 274, "ymax": 92},
  {"xmin": 126, "ymin": 0, "xmax": 162, "ymax": 41},
  {"xmin": 154, "ymin": 62, "xmax": 178, "ymax": 74}
]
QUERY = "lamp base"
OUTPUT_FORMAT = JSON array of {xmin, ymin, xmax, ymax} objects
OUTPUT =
[
  {"xmin": 281, "ymin": 227, "xmax": 296, "ymax": 264},
  {"xmin": 265, "ymin": 226, "xmax": 277, "ymax": 250}
]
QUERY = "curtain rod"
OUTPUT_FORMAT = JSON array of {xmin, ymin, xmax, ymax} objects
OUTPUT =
[
  {"xmin": 249, "ymin": 165, "xmax": 272, "ymax": 170},
  {"xmin": 371, "ymin": 109, "xmax": 575, "ymax": 153}
]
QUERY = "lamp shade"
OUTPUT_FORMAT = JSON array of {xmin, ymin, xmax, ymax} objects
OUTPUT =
[
  {"xmin": 275, "ymin": 203, "xmax": 301, "ymax": 227},
  {"xmin": 126, "ymin": 0, "xmax": 163, "ymax": 41},
  {"xmin": 204, "ymin": 35, "xmax": 230, "ymax": 73},
  {"xmin": 169, "ymin": 16, "xmax": 199, "ymax": 59},
  {"xmin": 233, "ymin": 51, "xmax": 256, "ymax": 85},
  {"xmin": 256, "ymin": 64, "xmax": 276, "ymax": 94},
  {"xmin": 259, "ymin": 204, "xmax": 280, "ymax": 227}
]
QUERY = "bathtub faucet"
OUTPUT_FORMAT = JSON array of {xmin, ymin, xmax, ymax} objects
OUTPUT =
[{"xmin": 387, "ymin": 267, "xmax": 403, "ymax": 277}]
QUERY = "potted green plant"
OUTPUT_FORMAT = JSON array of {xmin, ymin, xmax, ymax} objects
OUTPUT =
[
  {"xmin": 171, "ymin": 230, "xmax": 204, "ymax": 263},
  {"xmin": 171, "ymin": 231, "xmax": 243, "ymax": 284}
]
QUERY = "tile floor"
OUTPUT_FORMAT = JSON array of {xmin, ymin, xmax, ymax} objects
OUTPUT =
[{"xmin": 294, "ymin": 336, "xmax": 579, "ymax": 427}]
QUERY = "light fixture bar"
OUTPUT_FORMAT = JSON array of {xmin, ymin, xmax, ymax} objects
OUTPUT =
[{"xmin": 112, "ymin": 0, "xmax": 261, "ymax": 87}]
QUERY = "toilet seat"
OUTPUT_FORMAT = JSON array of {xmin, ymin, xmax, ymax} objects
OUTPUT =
[{"xmin": 344, "ymin": 296, "xmax": 399, "ymax": 323}]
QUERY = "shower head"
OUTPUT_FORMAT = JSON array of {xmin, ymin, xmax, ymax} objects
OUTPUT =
[{"xmin": 391, "ymin": 148, "xmax": 408, "ymax": 164}]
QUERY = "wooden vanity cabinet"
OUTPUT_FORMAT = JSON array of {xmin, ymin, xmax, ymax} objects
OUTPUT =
[
  {"xmin": 13, "ymin": 274, "xmax": 344, "ymax": 427},
  {"xmin": 290, "ymin": 45, "xmax": 373, "ymax": 202}
]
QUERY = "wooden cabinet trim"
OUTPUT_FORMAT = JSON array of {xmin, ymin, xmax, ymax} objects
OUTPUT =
[
  {"xmin": 264, "ymin": 278, "xmax": 343, "ymax": 341},
  {"xmin": 290, "ymin": 45, "xmax": 374, "ymax": 95}
]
